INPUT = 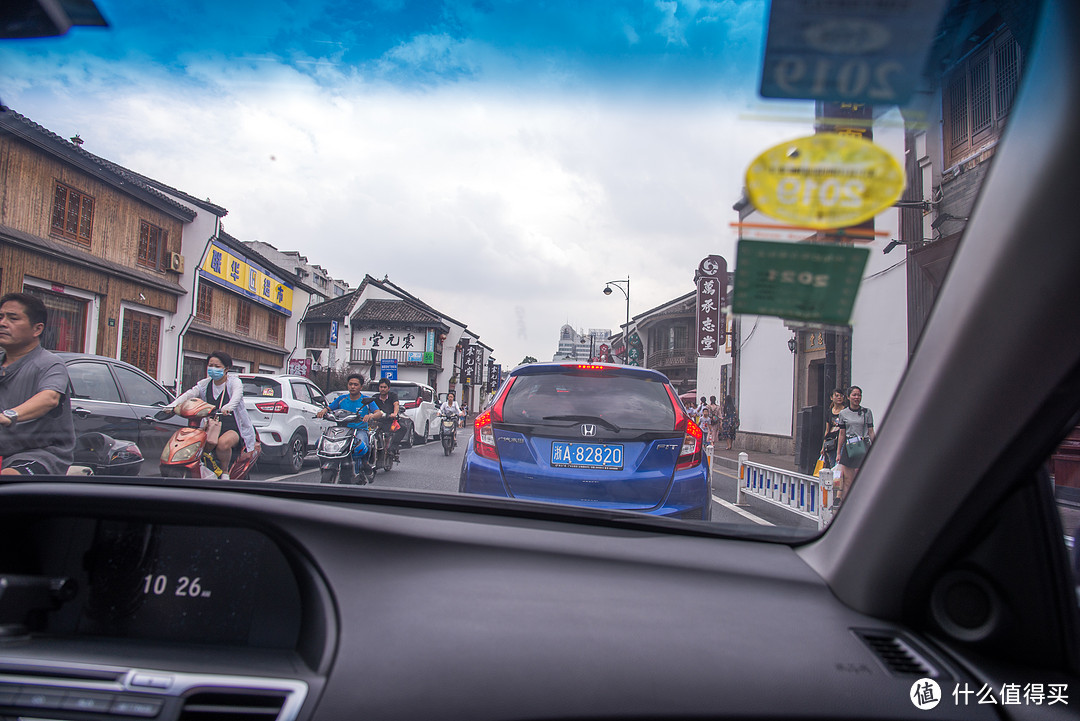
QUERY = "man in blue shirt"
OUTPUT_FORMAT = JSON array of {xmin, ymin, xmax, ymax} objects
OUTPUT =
[{"xmin": 317, "ymin": 373, "xmax": 382, "ymax": 467}]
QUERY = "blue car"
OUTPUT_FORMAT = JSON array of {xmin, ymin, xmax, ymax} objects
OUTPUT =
[{"xmin": 460, "ymin": 362, "xmax": 711, "ymax": 520}]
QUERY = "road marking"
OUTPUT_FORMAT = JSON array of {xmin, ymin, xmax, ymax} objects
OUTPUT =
[
  {"xmin": 710, "ymin": 464, "xmax": 773, "ymax": 525},
  {"xmin": 712, "ymin": 494, "xmax": 774, "ymax": 526}
]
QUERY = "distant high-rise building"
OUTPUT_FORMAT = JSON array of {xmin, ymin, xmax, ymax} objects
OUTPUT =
[{"xmin": 552, "ymin": 325, "xmax": 610, "ymax": 362}]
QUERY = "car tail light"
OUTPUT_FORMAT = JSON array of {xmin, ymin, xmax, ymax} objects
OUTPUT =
[
  {"xmin": 255, "ymin": 400, "xmax": 289, "ymax": 413},
  {"xmin": 474, "ymin": 410, "xmax": 498, "ymax": 461},
  {"xmin": 676, "ymin": 419, "xmax": 704, "ymax": 470},
  {"xmin": 473, "ymin": 377, "xmax": 516, "ymax": 461},
  {"xmin": 663, "ymin": 385, "xmax": 702, "ymax": 469},
  {"xmin": 575, "ymin": 364, "xmax": 605, "ymax": 371}
]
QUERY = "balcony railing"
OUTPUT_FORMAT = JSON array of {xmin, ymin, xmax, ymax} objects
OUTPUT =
[
  {"xmin": 349, "ymin": 348, "xmax": 442, "ymax": 367},
  {"xmin": 646, "ymin": 348, "xmax": 695, "ymax": 369}
]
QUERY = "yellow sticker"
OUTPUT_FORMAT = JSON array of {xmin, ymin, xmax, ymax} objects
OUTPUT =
[{"xmin": 745, "ymin": 133, "xmax": 905, "ymax": 230}]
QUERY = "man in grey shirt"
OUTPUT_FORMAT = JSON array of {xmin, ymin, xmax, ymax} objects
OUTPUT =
[{"xmin": 0, "ymin": 292, "xmax": 75, "ymax": 475}]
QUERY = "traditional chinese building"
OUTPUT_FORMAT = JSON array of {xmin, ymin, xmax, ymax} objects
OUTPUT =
[
  {"xmin": 630, "ymin": 291, "xmax": 699, "ymax": 393},
  {"xmin": 177, "ymin": 231, "xmax": 307, "ymax": 389},
  {"xmin": 0, "ymin": 108, "xmax": 194, "ymax": 381}
]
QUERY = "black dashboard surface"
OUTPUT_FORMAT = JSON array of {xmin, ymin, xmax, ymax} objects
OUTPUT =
[{"xmin": 0, "ymin": 480, "xmax": 1002, "ymax": 720}]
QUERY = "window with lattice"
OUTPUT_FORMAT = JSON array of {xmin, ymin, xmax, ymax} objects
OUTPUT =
[
  {"xmin": 943, "ymin": 30, "xmax": 1021, "ymax": 168},
  {"xmin": 196, "ymin": 284, "xmax": 213, "ymax": 321},
  {"xmin": 50, "ymin": 182, "xmax": 94, "ymax": 246},
  {"xmin": 138, "ymin": 221, "xmax": 167, "ymax": 270},
  {"xmin": 236, "ymin": 301, "xmax": 251, "ymax": 335}
]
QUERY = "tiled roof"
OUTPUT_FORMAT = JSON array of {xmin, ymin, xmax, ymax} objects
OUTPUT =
[
  {"xmin": 305, "ymin": 290, "xmax": 360, "ymax": 320},
  {"xmin": 352, "ymin": 299, "xmax": 445, "ymax": 328},
  {"xmin": 0, "ymin": 107, "xmax": 198, "ymax": 222}
]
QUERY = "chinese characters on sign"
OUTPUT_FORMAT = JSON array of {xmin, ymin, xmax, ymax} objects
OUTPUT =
[
  {"xmin": 696, "ymin": 255, "xmax": 727, "ymax": 357},
  {"xmin": 199, "ymin": 242, "xmax": 294, "ymax": 316},
  {"xmin": 364, "ymin": 331, "xmax": 416, "ymax": 348},
  {"xmin": 462, "ymin": 341, "xmax": 480, "ymax": 385},
  {"xmin": 909, "ymin": 679, "xmax": 1069, "ymax": 710}
]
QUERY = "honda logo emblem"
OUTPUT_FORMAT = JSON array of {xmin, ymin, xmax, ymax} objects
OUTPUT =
[{"xmin": 581, "ymin": 424, "xmax": 596, "ymax": 437}]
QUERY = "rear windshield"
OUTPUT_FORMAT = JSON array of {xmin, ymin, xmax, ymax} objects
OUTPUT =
[
  {"xmin": 242, "ymin": 377, "xmax": 282, "ymax": 398},
  {"xmin": 501, "ymin": 372, "xmax": 676, "ymax": 431}
]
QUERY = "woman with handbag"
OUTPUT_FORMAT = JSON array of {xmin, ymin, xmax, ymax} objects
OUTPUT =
[
  {"xmin": 818, "ymin": 388, "xmax": 848, "ymax": 469},
  {"xmin": 164, "ymin": 350, "xmax": 255, "ymax": 479},
  {"xmin": 836, "ymin": 386, "xmax": 874, "ymax": 506}
]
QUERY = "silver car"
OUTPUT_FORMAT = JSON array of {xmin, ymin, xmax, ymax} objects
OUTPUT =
[{"xmin": 240, "ymin": 374, "xmax": 331, "ymax": 473}]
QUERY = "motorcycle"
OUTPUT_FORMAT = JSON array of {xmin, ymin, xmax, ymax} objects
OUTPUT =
[
  {"xmin": 155, "ymin": 399, "xmax": 260, "ymax": 479},
  {"xmin": 440, "ymin": 410, "xmax": 459, "ymax": 456},
  {"xmin": 71, "ymin": 432, "xmax": 144, "ymax": 475},
  {"xmin": 315, "ymin": 408, "xmax": 373, "ymax": 485}
]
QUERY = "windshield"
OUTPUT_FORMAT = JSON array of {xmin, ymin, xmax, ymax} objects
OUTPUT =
[{"xmin": 0, "ymin": 0, "xmax": 1050, "ymax": 538}]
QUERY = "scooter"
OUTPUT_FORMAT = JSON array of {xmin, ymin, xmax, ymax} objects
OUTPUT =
[
  {"xmin": 371, "ymin": 423, "xmax": 396, "ymax": 473},
  {"xmin": 72, "ymin": 432, "xmax": 144, "ymax": 475},
  {"xmin": 440, "ymin": 410, "xmax": 459, "ymax": 456},
  {"xmin": 155, "ymin": 399, "xmax": 260, "ymax": 479},
  {"xmin": 315, "ymin": 408, "xmax": 373, "ymax": 485}
]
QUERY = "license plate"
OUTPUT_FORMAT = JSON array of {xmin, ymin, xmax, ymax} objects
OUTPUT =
[{"xmin": 551, "ymin": 442, "xmax": 624, "ymax": 470}]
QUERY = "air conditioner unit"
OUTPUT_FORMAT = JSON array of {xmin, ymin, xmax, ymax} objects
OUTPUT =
[{"xmin": 169, "ymin": 252, "xmax": 185, "ymax": 273}]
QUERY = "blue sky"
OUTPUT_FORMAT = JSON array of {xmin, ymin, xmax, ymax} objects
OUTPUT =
[{"xmin": 1, "ymin": 0, "xmax": 812, "ymax": 367}]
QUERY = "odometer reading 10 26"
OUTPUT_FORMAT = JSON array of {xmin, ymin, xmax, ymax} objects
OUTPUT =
[{"xmin": 142, "ymin": 574, "xmax": 212, "ymax": 598}]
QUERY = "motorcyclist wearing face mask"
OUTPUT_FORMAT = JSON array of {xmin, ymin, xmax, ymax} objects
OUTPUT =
[{"xmin": 162, "ymin": 350, "xmax": 256, "ymax": 478}]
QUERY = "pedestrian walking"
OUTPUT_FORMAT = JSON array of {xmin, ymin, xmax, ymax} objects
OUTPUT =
[
  {"xmin": 719, "ymin": 395, "xmax": 739, "ymax": 450},
  {"xmin": 694, "ymin": 396, "xmax": 708, "ymax": 428},
  {"xmin": 705, "ymin": 395, "xmax": 722, "ymax": 446},
  {"xmin": 819, "ymin": 388, "xmax": 848, "ymax": 469},
  {"xmin": 836, "ymin": 386, "xmax": 875, "ymax": 505}
]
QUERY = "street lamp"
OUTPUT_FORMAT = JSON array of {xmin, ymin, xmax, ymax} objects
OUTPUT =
[
  {"xmin": 603, "ymin": 277, "xmax": 630, "ymax": 363},
  {"xmin": 580, "ymin": 334, "xmax": 596, "ymax": 361}
]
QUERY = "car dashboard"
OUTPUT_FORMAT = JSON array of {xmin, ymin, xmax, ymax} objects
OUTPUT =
[{"xmin": 0, "ymin": 479, "xmax": 1047, "ymax": 720}]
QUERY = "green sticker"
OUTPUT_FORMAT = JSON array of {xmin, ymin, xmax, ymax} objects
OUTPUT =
[{"xmin": 732, "ymin": 240, "xmax": 869, "ymax": 324}]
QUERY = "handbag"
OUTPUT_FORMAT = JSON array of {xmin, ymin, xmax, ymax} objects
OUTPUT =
[
  {"xmin": 813, "ymin": 454, "xmax": 825, "ymax": 476},
  {"xmin": 845, "ymin": 434, "xmax": 869, "ymax": 462},
  {"xmin": 204, "ymin": 417, "xmax": 222, "ymax": 448},
  {"xmin": 390, "ymin": 420, "xmax": 401, "ymax": 432},
  {"xmin": 204, "ymin": 383, "xmax": 227, "ymax": 448}
]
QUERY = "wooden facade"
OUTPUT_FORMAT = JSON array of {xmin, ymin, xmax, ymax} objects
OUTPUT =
[
  {"xmin": 0, "ymin": 135, "xmax": 187, "ymax": 276},
  {"xmin": 0, "ymin": 124, "xmax": 189, "ymax": 377}
]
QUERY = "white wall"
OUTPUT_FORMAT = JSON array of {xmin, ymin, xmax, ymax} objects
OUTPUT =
[
  {"xmin": 849, "ymin": 108, "xmax": 909, "ymax": 418},
  {"xmin": 696, "ymin": 352, "xmax": 732, "ymax": 403},
  {"xmin": 737, "ymin": 315, "xmax": 796, "ymax": 437},
  {"xmin": 168, "ymin": 204, "xmax": 220, "ymax": 389}
]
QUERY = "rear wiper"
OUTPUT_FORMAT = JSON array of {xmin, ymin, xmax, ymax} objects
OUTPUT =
[{"xmin": 541, "ymin": 415, "xmax": 622, "ymax": 433}]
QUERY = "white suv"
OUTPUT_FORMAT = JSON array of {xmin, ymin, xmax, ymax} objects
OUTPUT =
[
  {"xmin": 241, "ymin": 374, "xmax": 332, "ymax": 473},
  {"xmin": 364, "ymin": 379, "xmax": 439, "ymax": 444}
]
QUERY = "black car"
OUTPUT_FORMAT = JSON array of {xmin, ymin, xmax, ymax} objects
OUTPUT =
[{"xmin": 59, "ymin": 353, "xmax": 186, "ymax": 473}]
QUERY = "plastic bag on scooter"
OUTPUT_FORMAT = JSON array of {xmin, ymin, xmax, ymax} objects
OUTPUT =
[{"xmin": 200, "ymin": 463, "xmax": 218, "ymax": 479}]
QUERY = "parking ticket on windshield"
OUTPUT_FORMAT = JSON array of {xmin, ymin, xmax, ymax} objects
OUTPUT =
[{"xmin": 760, "ymin": 0, "xmax": 949, "ymax": 105}]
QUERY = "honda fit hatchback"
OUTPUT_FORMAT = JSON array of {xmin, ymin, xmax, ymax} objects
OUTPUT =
[{"xmin": 460, "ymin": 363, "xmax": 711, "ymax": 520}]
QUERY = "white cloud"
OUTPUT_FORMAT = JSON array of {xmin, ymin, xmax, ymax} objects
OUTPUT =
[{"xmin": 2, "ymin": 50, "xmax": 807, "ymax": 367}]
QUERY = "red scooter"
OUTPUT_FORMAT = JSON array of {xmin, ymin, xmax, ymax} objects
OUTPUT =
[{"xmin": 155, "ymin": 399, "xmax": 260, "ymax": 479}]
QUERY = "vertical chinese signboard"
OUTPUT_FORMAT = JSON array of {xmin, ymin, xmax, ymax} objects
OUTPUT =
[{"xmin": 696, "ymin": 255, "xmax": 727, "ymax": 357}]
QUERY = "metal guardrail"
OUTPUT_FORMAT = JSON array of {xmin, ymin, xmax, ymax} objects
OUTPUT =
[{"xmin": 734, "ymin": 452, "xmax": 835, "ymax": 530}]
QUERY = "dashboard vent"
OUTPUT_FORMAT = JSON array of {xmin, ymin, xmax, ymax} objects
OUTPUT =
[
  {"xmin": 856, "ymin": 630, "xmax": 938, "ymax": 677},
  {"xmin": 178, "ymin": 690, "xmax": 289, "ymax": 721}
]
